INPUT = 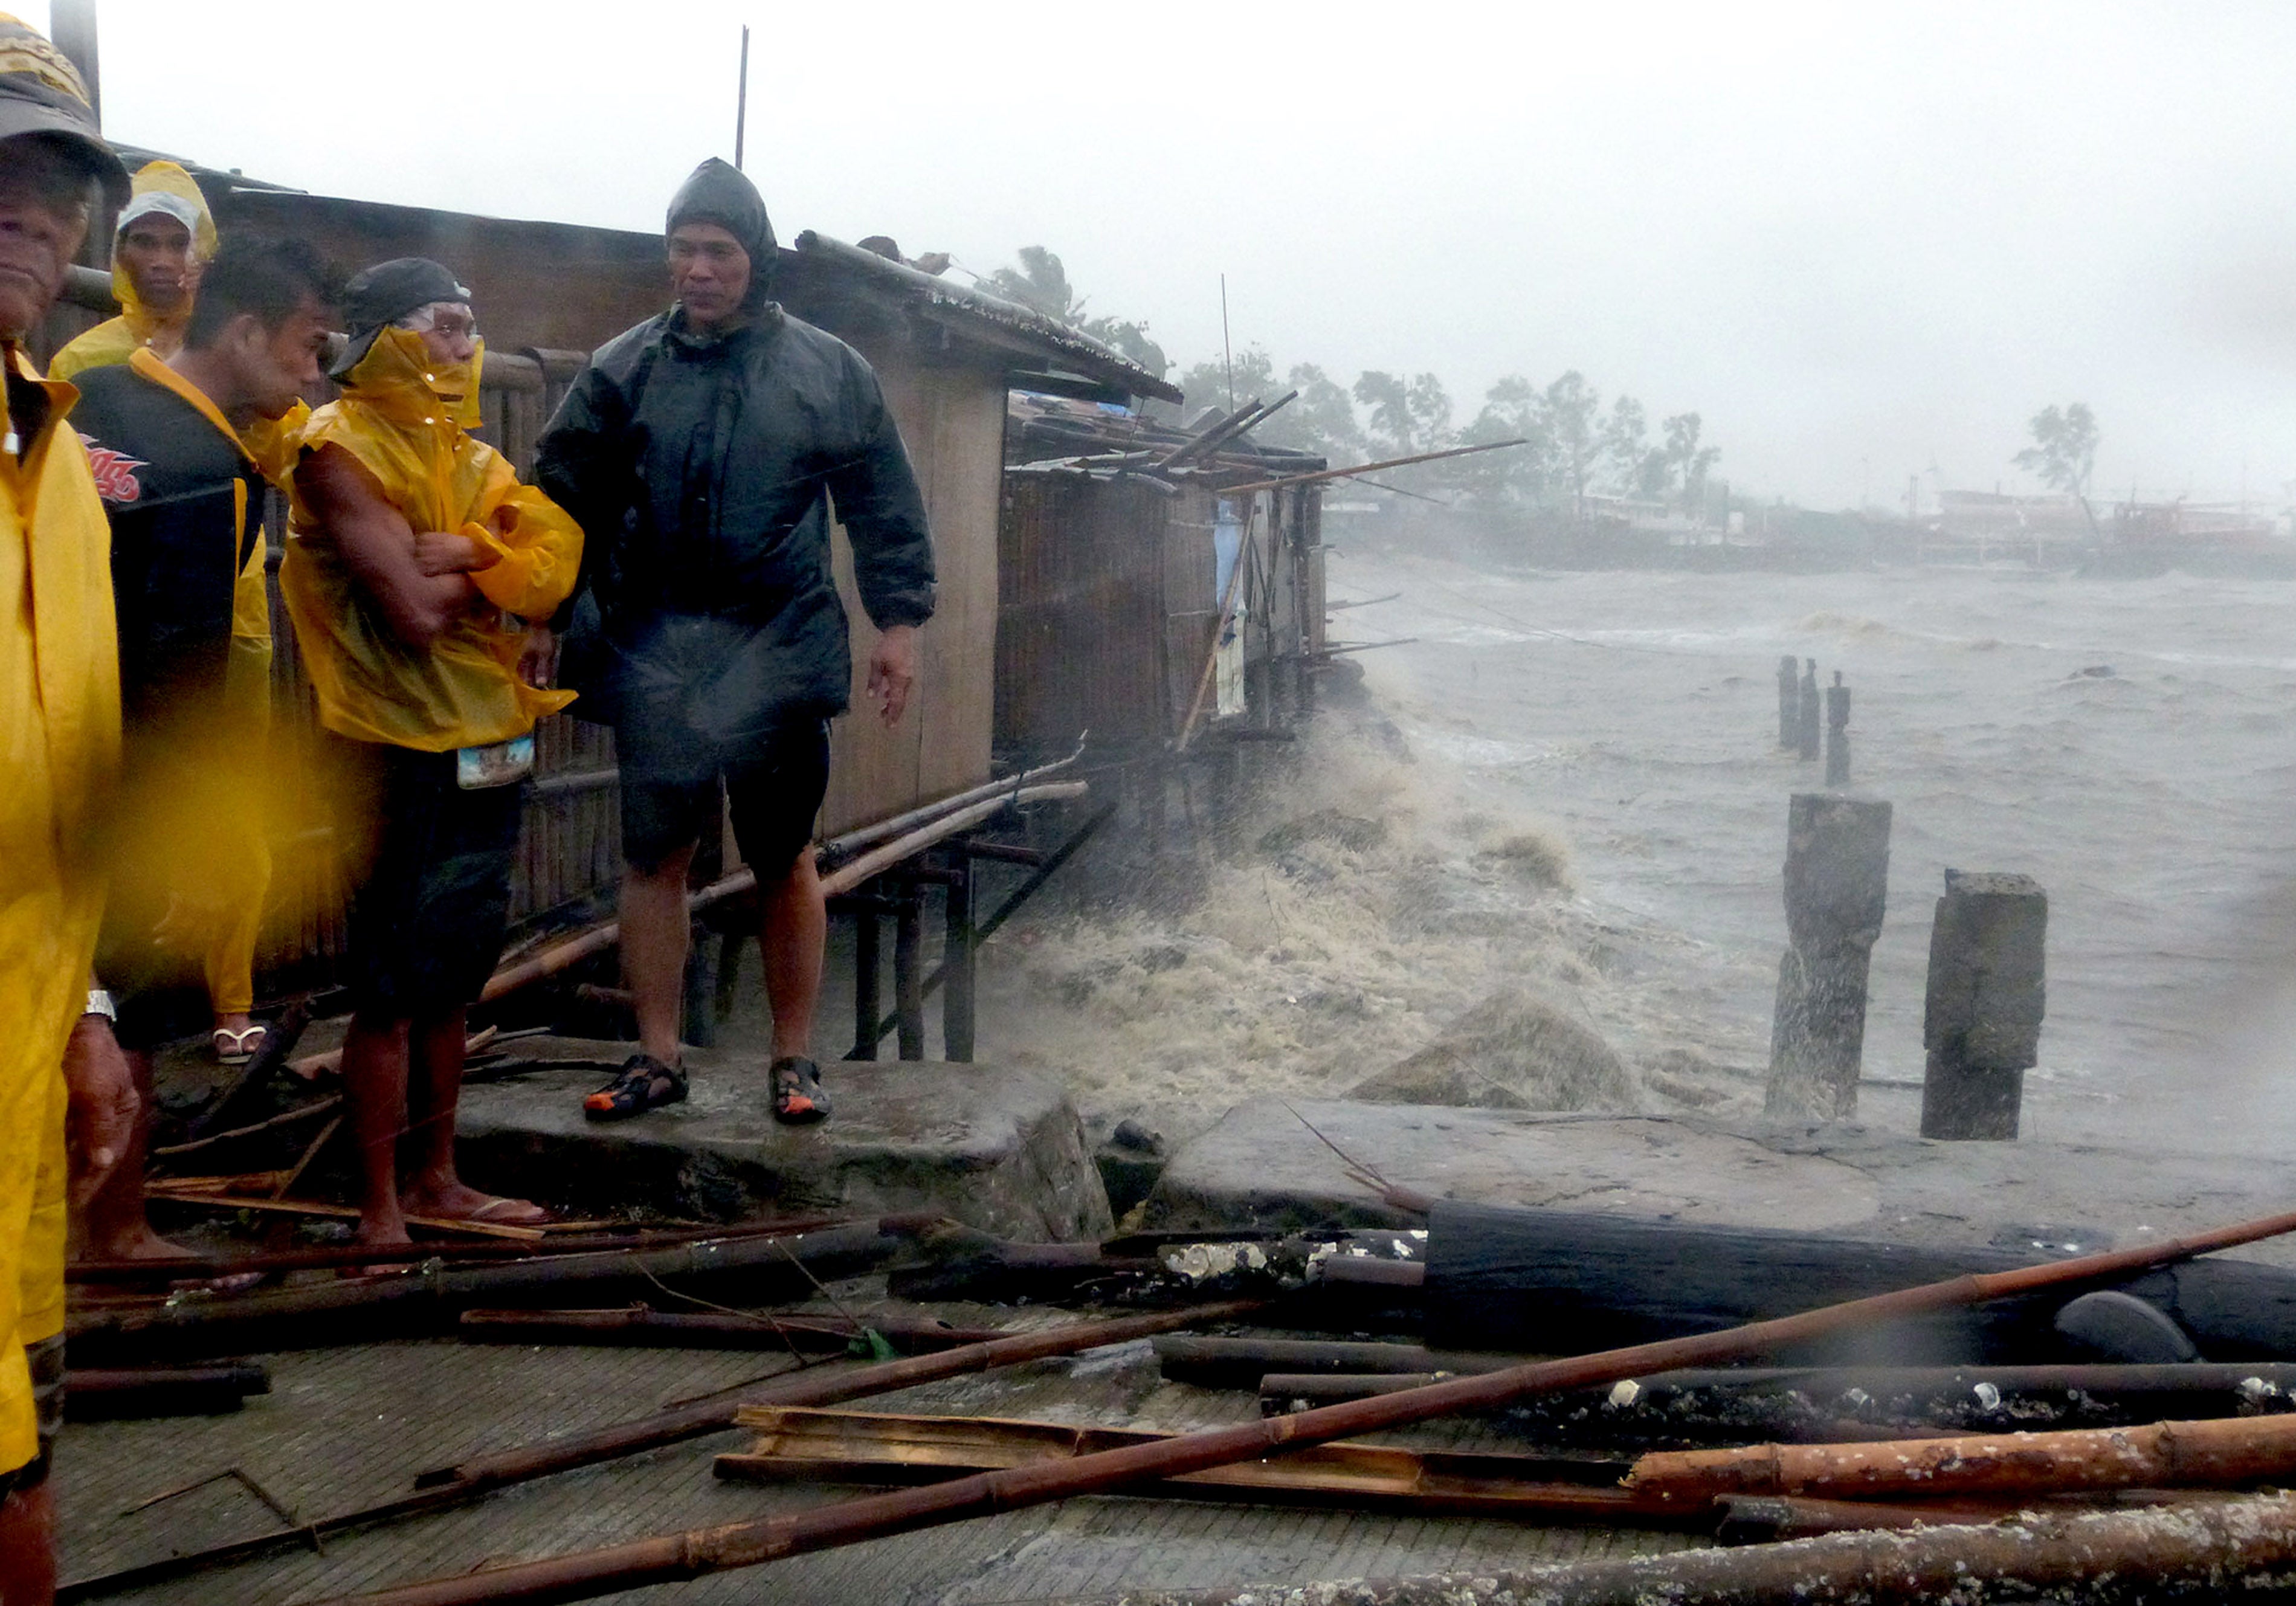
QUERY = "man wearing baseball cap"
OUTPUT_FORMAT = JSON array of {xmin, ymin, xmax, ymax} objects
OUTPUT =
[
  {"xmin": 0, "ymin": 15, "xmax": 134, "ymax": 1597},
  {"xmin": 282, "ymin": 257, "xmax": 582, "ymax": 1250}
]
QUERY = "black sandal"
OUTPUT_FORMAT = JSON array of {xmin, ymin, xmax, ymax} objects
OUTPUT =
[
  {"xmin": 584, "ymin": 1053, "xmax": 688, "ymax": 1121},
  {"xmin": 771, "ymin": 1057, "xmax": 830, "ymax": 1124}
]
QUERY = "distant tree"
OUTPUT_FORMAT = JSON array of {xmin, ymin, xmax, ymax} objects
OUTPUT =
[
  {"xmin": 1175, "ymin": 346, "xmax": 1278, "ymax": 421},
  {"xmin": 1456, "ymin": 373, "xmax": 1555, "ymax": 508},
  {"xmin": 1660, "ymin": 411, "xmax": 1721, "ymax": 512},
  {"xmin": 1599, "ymin": 396, "xmax": 1650, "ymax": 495},
  {"xmin": 2014, "ymin": 402, "xmax": 2099, "ymax": 499},
  {"xmin": 1544, "ymin": 371, "xmax": 1602, "ymax": 517},
  {"xmin": 985, "ymin": 245, "xmax": 1080, "ymax": 320},
  {"xmin": 987, "ymin": 245, "xmax": 1169, "ymax": 378},
  {"xmin": 1259, "ymin": 361, "xmax": 1365, "ymax": 463}
]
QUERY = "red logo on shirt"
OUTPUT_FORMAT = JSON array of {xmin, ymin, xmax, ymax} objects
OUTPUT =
[{"xmin": 79, "ymin": 434, "xmax": 145, "ymax": 502}]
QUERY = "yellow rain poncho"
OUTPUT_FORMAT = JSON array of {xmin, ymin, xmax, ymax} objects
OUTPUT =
[
  {"xmin": 50, "ymin": 160, "xmax": 216, "ymax": 383},
  {"xmin": 0, "ymin": 350, "xmax": 120, "ymax": 1475},
  {"xmin": 282, "ymin": 327, "xmax": 581, "ymax": 751}
]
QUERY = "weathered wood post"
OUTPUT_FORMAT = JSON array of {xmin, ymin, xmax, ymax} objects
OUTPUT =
[
  {"xmin": 1825, "ymin": 672, "xmax": 1851, "ymax": 787},
  {"xmin": 942, "ymin": 848, "xmax": 976, "ymax": 1063},
  {"xmin": 1766, "ymin": 793, "xmax": 1892, "ymax": 1120},
  {"xmin": 894, "ymin": 883, "xmax": 926, "ymax": 1060},
  {"xmin": 1921, "ymin": 871, "xmax": 2047, "ymax": 1140},
  {"xmin": 1797, "ymin": 658, "xmax": 1821, "ymax": 761},
  {"xmin": 1777, "ymin": 655, "xmax": 1799, "ymax": 747}
]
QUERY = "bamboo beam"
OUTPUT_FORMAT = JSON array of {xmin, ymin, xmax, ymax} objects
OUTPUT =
[
  {"xmin": 1215, "ymin": 436, "xmax": 1529, "ymax": 497},
  {"xmin": 1625, "ymin": 1412, "xmax": 2296, "ymax": 1504},
  {"xmin": 315, "ymin": 1202, "xmax": 2296, "ymax": 1605},
  {"xmin": 1037, "ymin": 1489, "xmax": 2296, "ymax": 1605}
]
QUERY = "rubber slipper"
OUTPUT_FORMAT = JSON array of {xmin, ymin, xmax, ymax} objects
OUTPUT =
[
  {"xmin": 772, "ymin": 1057, "xmax": 830, "ymax": 1124},
  {"xmin": 212, "ymin": 1025, "xmax": 268, "ymax": 1066},
  {"xmin": 584, "ymin": 1053, "xmax": 688, "ymax": 1121}
]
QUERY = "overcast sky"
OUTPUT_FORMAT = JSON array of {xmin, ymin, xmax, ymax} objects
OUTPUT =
[{"xmin": 34, "ymin": 0, "xmax": 2296, "ymax": 509}]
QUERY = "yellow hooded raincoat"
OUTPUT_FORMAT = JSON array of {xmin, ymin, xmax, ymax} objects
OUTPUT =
[
  {"xmin": 50, "ymin": 160, "xmax": 216, "ymax": 382},
  {"xmin": 282, "ymin": 327, "xmax": 581, "ymax": 751},
  {"xmin": 0, "ymin": 350, "xmax": 121, "ymax": 1474}
]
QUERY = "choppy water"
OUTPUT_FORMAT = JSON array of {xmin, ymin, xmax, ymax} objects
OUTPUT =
[{"xmin": 1342, "ymin": 547, "xmax": 2296, "ymax": 1155}]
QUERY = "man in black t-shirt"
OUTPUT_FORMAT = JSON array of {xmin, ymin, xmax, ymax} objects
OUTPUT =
[{"xmin": 71, "ymin": 237, "xmax": 333, "ymax": 1262}]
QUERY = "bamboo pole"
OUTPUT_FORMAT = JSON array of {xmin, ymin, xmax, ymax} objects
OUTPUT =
[
  {"xmin": 317, "ymin": 1202, "xmax": 2296, "ymax": 1605},
  {"xmin": 1625, "ymin": 1412, "xmax": 2296, "ymax": 1504},
  {"xmin": 1048, "ymin": 1489, "xmax": 2296, "ymax": 1606},
  {"xmin": 1215, "ymin": 436, "xmax": 1529, "ymax": 497},
  {"xmin": 477, "ymin": 783, "xmax": 1086, "ymax": 1004},
  {"xmin": 58, "ymin": 1301, "xmax": 1265, "ymax": 1602}
]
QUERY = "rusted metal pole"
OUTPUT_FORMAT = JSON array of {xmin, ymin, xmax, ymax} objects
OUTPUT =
[{"xmin": 316, "ymin": 1203, "xmax": 2296, "ymax": 1605}]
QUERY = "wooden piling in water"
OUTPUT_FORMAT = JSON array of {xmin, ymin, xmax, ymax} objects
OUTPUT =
[
  {"xmin": 1766, "ymin": 794, "xmax": 1892, "ymax": 1120},
  {"xmin": 1920, "ymin": 870, "xmax": 2047, "ymax": 1140},
  {"xmin": 1777, "ymin": 654, "xmax": 1799, "ymax": 746},
  {"xmin": 1796, "ymin": 658, "xmax": 1821, "ymax": 760},
  {"xmin": 1824, "ymin": 672, "xmax": 1849, "ymax": 786}
]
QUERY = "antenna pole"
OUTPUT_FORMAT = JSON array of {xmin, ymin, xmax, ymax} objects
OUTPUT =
[
  {"xmin": 735, "ymin": 25, "xmax": 751, "ymax": 170},
  {"xmin": 1219, "ymin": 273, "xmax": 1234, "ymax": 411}
]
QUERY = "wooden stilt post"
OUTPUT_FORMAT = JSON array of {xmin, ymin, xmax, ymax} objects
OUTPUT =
[
  {"xmin": 1824, "ymin": 672, "xmax": 1850, "ymax": 787},
  {"xmin": 941, "ymin": 849, "xmax": 975, "ymax": 1063},
  {"xmin": 849, "ymin": 886, "xmax": 882, "ymax": 1062},
  {"xmin": 1796, "ymin": 658, "xmax": 1821, "ymax": 761},
  {"xmin": 894, "ymin": 885, "xmax": 925, "ymax": 1060},
  {"xmin": 1921, "ymin": 871, "xmax": 2046, "ymax": 1140},
  {"xmin": 1777, "ymin": 655, "xmax": 1798, "ymax": 747},
  {"xmin": 1766, "ymin": 793, "xmax": 1892, "ymax": 1120}
]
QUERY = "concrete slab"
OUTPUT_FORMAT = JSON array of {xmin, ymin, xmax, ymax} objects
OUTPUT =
[
  {"xmin": 1143, "ymin": 1098, "xmax": 2296, "ymax": 1267},
  {"xmin": 454, "ymin": 1039, "xmax": 1112, "ymax": 1240}
]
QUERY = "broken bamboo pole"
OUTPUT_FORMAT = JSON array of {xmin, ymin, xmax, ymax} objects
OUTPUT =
[
  {"xmin": 1173, "ymin": 500, "xmax": 1257, "ymax": 755},
  {"xmin": 58, "ymin": 1300, "xmax": 1266, "ymax": 1603},
  {"xmin": 315, "ymin": 1202, "xmax": 2296, "ymax": 1605},
  {"xmin": 1625, "ymin": 1411, "xmax": 2296, "ymax": 1504},
  {"xmin": 1214, "ymin": 436, "xmax": 1530, "ymax": 497},
  {"xmin": 1042, "ymin": 1489, "xmax": 2296, "ymax": 1605},
  {"xmin": 456, "ymin": 1306, "xmax": 1009, "ymax": 1352},
  {"xmin": 714, "ymin": 1405, "xmax": 1668, "ymax": 1525},
  {"xmin": 68, "ymin": 1213, "xmax": 866, "ymax": 1282},
  {"xmin": 477, "ymin": 782, "xmax": 1086, "ymax": 1005}
]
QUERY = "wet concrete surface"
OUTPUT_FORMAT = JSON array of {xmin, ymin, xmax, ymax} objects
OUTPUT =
[{"xmin": 454, "ymin": 1037, "xmax": 1113, "ymax": 1241}]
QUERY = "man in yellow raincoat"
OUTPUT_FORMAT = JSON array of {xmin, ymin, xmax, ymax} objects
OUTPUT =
[
  {"xmin": 283, "ymin": 258, "xmax": 581, "ymax": 1247},
  {"xmin": 0, "ymin": 16, "xmax": 137, "ymax": 1599},
  {"xmin": 49, "ymin": 159, "xmax": 212, "ymax": 381},
  {"xmin": 48, "ymin": 158, "xmax": 280, "ymax": 1068}
]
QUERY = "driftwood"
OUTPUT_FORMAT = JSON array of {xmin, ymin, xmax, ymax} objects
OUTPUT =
[
  {"xmin": 303, "ymin": 1200, "xmax": 2296, "ymax": 1605},
  {"xmin": 715, "ymin": 1405, "xmax": 1662, "ymax": 1524},
  {"xmin": 58, "ymin": 1301, "xmax": 1264, "ymax": 1603},
  {"xmin": 1043, "ymin": 1489, "xmax": 2296, "ymax": 1604},
  {"xmin": 1625, "ymin": 1411, "xmax": 2296, "ymax": 1503},
  {"xmin": 1422, "ymin": 1200, "xmax": 2296, "ymax": 1359}
]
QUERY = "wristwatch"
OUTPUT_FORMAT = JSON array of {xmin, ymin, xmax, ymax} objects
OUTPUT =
[{"xmin": 83, "ymin": 988, "xmax": 116, "ymax": 1022}]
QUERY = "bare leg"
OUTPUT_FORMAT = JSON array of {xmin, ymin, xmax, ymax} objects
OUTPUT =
[
  {"xmin": 0, "ymin": 1479, "xmax": 54, "ymax": 1605},
  {"xmin": 622, "ymin": 841, "xmax": 697, "ymax": 1066},
  {"xmin": 398, "ymin": 1008, "xmax": 543, "ymax": 1224},
  {"xmin": 75, "ymin": 1047, "xmax": 191, "ymax": 1263},
  {"xmin": 341, "ymin": 1013, "xmax": 412, "ymax": 1246},
  {"xmin": 760, "ymin": 848, "xmax": 825, "ymax": 1060}
]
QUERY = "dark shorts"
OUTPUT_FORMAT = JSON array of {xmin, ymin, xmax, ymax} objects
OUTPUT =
[
  {"xmin": 619, "ymin": 719, "xmax": 830, "ymax": 874},
  {"xmin": 328, "ymin": 736, "xmax": 524, "ymax": 1020}
]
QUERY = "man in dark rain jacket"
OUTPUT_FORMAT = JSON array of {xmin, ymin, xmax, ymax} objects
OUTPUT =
[{"xmin": 535, "ymin": 158, "xmax": 935, "ymax": 1126}]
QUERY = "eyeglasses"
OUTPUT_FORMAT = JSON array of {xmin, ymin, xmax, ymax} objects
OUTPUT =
[{"xmin": 396, "ymin": 301, "xmax": 479, "ymax": 344}]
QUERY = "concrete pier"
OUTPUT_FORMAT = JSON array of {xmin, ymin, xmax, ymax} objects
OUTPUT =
[{"xmin": 452, "ymin": 1038, "xmax": 1113, "ymax": 1239}]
